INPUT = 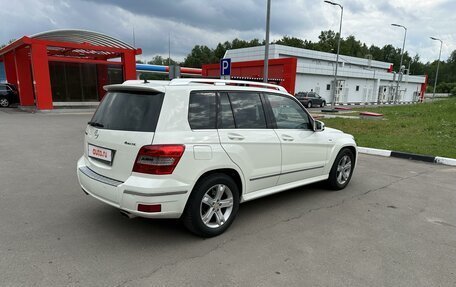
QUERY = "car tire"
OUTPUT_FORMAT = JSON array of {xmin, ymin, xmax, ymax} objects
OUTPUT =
[
  {"xmin": 307, "ymin": 101, "xmax": 312, "ymax": 108},
  {"xmin": 183, "ymin": 173, "xmax": 240, "ymax": 237},
  {"xmin": 321, "ymin": 101, "xmax": 326, "ymax": 107},
  {"xmin": 0, "ymin": 97, "xmax": 9, "ymax": 107},
  {"xmin": 327, "ymin": 148, "xmax": 355, "ymax": 190}
]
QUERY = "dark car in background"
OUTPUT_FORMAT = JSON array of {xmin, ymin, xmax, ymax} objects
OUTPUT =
[
  {"xmin": 295, "ymin": 92, "xmax": 326, "ymax": 108},
  {"xmin": 0, "ymin": 83, "xmax": 19, "ymax": 107}
]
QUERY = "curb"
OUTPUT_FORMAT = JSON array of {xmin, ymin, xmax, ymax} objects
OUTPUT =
[
  {"xmin": 358, "ymin": 147, "xmax": 456, "ymax": 167},
  {"xmin": 333, "ymin": 101, "xmax": 415, "ymax": 106}
]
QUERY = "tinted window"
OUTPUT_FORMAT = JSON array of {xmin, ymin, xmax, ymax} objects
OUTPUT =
[
  {"xmin": 218, "ymin": 93, "xmax": 235, "ymax": 129},
  {"xmin": 266, "ymin": 94, "xmax": 311, "ymax": 129},
  {"xmin": 228, "ymin": 92, "xmax": 267, "ymax": 129},
  {"xmin": 0, "ymin": 85, "xmax": 7, "ymax": 92},
  {"xmin": 90, "ymin": 91, "xmax": 164, "ymax": 132},
  {"xmin": 188, "ymin": 92, "xmax": 217, "ymax": 129}
]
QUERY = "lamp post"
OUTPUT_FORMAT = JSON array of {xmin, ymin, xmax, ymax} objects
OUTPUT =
[
  {"xmin": 324, "ymin": 0, "xmax": 343, "ymax": 110},
  {"xmin": 430, "ymin": 37, "xmax": 443, "ymax": 101},
  {"xmin": 263, "ymin": 0, "xmax": 271, "ymax": 83},
  {"xmin": 391, "ymin": 23, "xmax": 407, "ymax": 103}
]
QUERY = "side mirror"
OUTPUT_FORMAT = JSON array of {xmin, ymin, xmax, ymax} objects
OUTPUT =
[{"xmin": 314, "ymin": 120, "xmax": 325, "ymax": 132}]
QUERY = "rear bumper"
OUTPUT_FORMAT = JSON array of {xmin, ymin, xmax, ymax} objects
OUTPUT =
[{"xmin": 77, "ymin": 157, "xmax": 191, "ymax": 219}]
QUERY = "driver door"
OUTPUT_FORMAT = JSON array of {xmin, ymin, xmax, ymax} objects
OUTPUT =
[{"xmin": 264, "ymin": 93, "xmax": 331, "ymax": 185}]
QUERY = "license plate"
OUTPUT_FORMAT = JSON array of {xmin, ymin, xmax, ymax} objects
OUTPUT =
[{"xmin": 88, "ymin": 144, "xmax": 113, "ymax": 164}]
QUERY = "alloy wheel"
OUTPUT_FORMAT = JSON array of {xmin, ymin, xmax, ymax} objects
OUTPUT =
[
  {"xmin": 200, "ymin": 184, "xmax": 234, "ymax": 229},
  {"xmin": 336, "ymin": 155, "xmax": 352, "ymax": 185},
  {"xmin": 0, "ymin": 98, "xmax": 9, "ymax": 107}
]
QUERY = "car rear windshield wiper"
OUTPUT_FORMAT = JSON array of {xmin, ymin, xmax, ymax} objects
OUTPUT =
[{"xmin": 88, "ymin": 121, "xmax": 104, "ymax": 128}]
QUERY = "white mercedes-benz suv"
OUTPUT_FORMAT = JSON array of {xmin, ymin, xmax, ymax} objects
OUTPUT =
[{"xmin": 77, "ymin": 79, "xmax": 357, "ymax": 237}]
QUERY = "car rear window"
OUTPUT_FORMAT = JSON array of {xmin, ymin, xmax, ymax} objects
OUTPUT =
[{"xmin": 90, "ymin": 91, "xmax": 164, "ymax": 132}]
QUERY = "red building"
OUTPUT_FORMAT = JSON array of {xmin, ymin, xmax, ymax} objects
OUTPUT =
[
  {"xmin": 202, "ymin": 57, "xmax": 297, "ymax": 94},
  {"xmin": 0, "ymin": 29, "xmax": 140, "ymax": 110}
]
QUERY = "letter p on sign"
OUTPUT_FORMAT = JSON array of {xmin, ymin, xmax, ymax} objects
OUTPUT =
[{"xmin": 220, "ymin": 58, "xmax": 231, "ymax": 79}]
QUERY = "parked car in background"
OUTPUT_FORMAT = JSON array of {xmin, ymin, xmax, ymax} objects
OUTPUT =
[
  {"xmin": 0, "ymin": 83, "xmax": 19, "ymax": 107},
  {"xmin": 295, "ymin": 92, "xmax": 326, "ymax": 108},
  {"xmin": 77, "ymin": 79, "xmax": 357, "ymax": 237}
]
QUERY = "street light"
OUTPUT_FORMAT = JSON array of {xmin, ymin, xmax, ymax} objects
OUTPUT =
[
  {"xmin": 263, "ymin": 0, "xmax": 271, "ymax": 83},
  {"xmin": 430, "ymin": 37, "xmax": 443, "ymax": 101},
  {"xmin": 324, "ymin": 0, "xmax": 343, "ymax": 110},
  {"xmin": 391, "ymin": 23, "xmax": 407, "ymax": 103}
]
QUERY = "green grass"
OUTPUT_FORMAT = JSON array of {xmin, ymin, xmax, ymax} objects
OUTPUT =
[{"xmin": 322, "ymin": 98, "xmax": 456, "ymax": 158}]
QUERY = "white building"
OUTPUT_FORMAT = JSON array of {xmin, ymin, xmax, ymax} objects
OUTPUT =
[{"xmin": 224, "ymin": 44, "xmax": 427, "ymax": 104}]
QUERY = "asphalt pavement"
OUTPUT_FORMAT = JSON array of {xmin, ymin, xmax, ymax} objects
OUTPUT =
[{"xmin": 1, "ymin": 108, "xmax": 455, "ymax": 287}]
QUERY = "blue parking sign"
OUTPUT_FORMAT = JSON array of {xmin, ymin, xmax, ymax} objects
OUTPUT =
[{"xmin": 220, "ymin": 58, "xmax": 231, "ymax": 76}]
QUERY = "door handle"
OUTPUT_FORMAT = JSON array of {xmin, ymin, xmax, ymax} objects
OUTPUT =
[
  {"xmin": 281, "ymin": 134, "xmax": 294, "ymax": 141},
  {"xmin": 228, "ymin": 133, "xmax": 245, "ymax": 141}
]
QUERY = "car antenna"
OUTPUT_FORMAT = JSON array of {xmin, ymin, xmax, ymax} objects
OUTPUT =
[{"xmin": 143, "ymin": 78, "xmax": 149, "ymax": 84}]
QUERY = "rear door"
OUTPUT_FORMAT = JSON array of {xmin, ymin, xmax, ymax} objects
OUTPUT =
[
  {"xmin": 217, "ymin": 91, "xmax": 281, "ymax": 193},
  {"xmin": 84, "ymin": 90, "xmax": 164, "ymax": 181},
  {"xmin": 264, "ymin": 93, "xmax": 329, "ymax": 185}
]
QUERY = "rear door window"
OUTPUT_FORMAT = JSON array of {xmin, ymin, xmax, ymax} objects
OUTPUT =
[
  {"xmin": 90, "ymin": 91, "xmax": 164, "ymax": 132},
  {"xmin": 188, "ymin": 91, "xmax": 217, "ymax": 129},
  {"xmin": 228, "ymin": 92, "xmax": 267, "ymax": 129}
]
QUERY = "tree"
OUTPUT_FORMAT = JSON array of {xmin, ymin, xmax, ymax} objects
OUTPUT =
[
  {"xmin": 213, "ymin": 41, "xmax": 232, "ymax": 61},
  {"xmin": 273, "ymin": 36, "xmax": 311, "ymax": 49},
  {"xmin": 339, "ymin": 35, "xmax": 368, "ymax": 58},
  {"xmin": 183, "ymin": 45, "xmax": 215, "ymax": 68},
  {"xmin": 409, "ymin": 54, "xmax": 425, "ymax": 75},
  {"xmin": 147, "ymin": 55, "xmax": 179, "ymax": 66},
  {"xmin": 148, "ymin": 55, "xmax": 165, "ymax": 65},
  {"xmin": 368, "ymin": 45, "xmax": 383, "ymax": 60},
  {"xmin": 182, "ymin": 39, "xmax": 263, "ymax": 68}
]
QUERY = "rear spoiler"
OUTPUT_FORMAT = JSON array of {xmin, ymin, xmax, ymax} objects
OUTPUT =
[{"xmin": 104, "ymin": 84, "xmax": 165, "ymax": 94}]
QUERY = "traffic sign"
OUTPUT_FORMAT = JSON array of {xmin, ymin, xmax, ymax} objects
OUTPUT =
[{"xmin": 220, "ymin": 58, "xmax": 231, "ymax": 79}]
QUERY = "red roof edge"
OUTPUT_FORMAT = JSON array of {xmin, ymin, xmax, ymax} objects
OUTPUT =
[{"xmin": 0, "ymin": 36, "xmax": 32, "ymax": 56}]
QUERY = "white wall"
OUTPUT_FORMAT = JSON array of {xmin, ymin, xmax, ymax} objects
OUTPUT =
[{"xmin": 295, "ymin": 74, "xmax": 422, "ymax": 103}]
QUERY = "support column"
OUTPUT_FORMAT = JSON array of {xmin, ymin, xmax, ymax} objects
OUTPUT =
[
  {"xmin": 97, "ymin": 64, "xmax": 108, "ymax": 100},
  {"xmin": 282, "ymin": 58, "xmax": 297, "ymax": 95},
  {"xmin": 30, "ymin": 44, "xmax": 53, "ymax": 110},
  {"xmin": 3, "ymin": 52, "xmax": 18, "ymax": 86},
  {"xmin": 375, "ymin": 78, "xmax": 381, "ymax": 103},
  {"xmin": 14, "ymin": 47, "xmax": 35, "ymax": 106},
  {"xmin": 122, "ymin": 51, "xmax": 137, "ymax": 80}
]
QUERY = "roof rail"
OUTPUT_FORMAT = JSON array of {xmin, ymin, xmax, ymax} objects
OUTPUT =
[{"xmin": 169, "ymin": 78, "xmax": 288, "ymax": 92}]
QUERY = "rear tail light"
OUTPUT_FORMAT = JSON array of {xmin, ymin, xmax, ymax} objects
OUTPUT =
[{"xmin": 133, "ymin": 145, "xmax": 185, "ymax": 175}]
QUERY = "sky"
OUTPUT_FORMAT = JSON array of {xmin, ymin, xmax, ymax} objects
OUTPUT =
[{"xmin": 1, "ymin": 0, "xmax": 455, "ymax": 63}]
